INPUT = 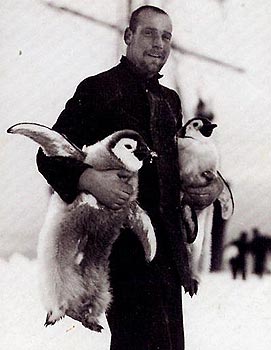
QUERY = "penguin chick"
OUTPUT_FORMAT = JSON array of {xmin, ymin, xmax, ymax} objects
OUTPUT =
[
  {"xmin": 178, "ymin": 117, "xmax": 219, "ymax": 187},
  {"xmin": 7, "ymin": 122, "xmax": 157, "ymax": 332},
  {"xmin": 177, "ymin": 118, "xmax": 234, "ymax": 296}
]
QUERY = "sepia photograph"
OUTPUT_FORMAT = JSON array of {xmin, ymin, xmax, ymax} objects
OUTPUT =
[{"xmin": 1, "ymin": 1, "xmax": 271, "ymax": 349}]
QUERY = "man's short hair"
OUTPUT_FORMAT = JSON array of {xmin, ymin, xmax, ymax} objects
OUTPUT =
[{"xmin": 129, "ymin": 5, "xmax": 169, "ymax": 32}]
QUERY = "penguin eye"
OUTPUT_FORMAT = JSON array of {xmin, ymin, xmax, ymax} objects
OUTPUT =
[
  {"xmin": 124, "ymin": 144, "xmax": 133, "ymax": 150},
  {"xmin": 193, "ymin": 122, "xmax": 199, "ymax": 127}
]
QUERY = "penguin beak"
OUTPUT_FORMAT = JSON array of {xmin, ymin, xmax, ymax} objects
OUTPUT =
[
  {"xmin": 200, "ymin": 123, "xmax": 217, "ymax": 137},
  {"xmin": 148, "ymin": 150, "xmax": 158, "ymax": 163},
  {"xmin": 134, "ymin": 143, "xmax": 149, "ymax": 161},
  {"xmin": 134, "ymin": 145, "xmax": 157, "ymax": 163},
  {"xmin": 177, "ymin": 126, "xmax": 186, "ymax": 138}
]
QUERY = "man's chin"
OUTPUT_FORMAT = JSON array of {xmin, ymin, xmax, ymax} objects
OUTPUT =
[{"xmin": 144, "ymin": 62, "xmax": 163, "ymax": 76}]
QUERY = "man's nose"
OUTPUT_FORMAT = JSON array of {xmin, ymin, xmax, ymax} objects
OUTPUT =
[{"xmin": 152, "ymin": 34, "xmax": 163, "ymax": 48}]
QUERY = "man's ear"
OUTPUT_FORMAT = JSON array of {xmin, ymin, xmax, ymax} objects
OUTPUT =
[{"xmin": 124, "ymin": 27, "xmax": 133, "ymax": 45}]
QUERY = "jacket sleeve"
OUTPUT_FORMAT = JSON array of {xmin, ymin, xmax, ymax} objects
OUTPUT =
[{"xmin": 36, "ymin": 78, "xmax": 100, "ymax": 203}]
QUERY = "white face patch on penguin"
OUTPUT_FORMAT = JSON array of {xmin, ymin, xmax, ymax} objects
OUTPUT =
[
  {"xmin": 111, "ymin": 138, "xmax": 143, "ymax": 172},
  {"xmin": 180, "ymin": 118, "xmax": 217, "ymax": 139},
  {"xmin": 186, "ymin": 120, "xmax": 204, "ymax": 134}
]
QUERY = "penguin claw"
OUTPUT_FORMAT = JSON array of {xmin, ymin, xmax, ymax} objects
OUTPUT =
[
  {"xmin": 184, "ymin": 278, "xmax": 199, "ymax": 297},
  {"xmin": 83, "ymin": 321, "xmax": 103, "ymax": 333},
  {"xmin": 44, "ymin": 310, "xmax": 65, "ymax": 327},
  {"xmin": 95, "ymin": 324, "xmax": 104, "ymax": 333},
  {"xmin": 190, "ymin": 279, "xmax": 199, "ymax": 297},
  {"xmin": 45, "ymin": 311, "xmax": 53, "ymax": 327}
]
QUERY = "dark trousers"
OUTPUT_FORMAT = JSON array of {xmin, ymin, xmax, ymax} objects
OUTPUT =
[{"xmin": 107, "ymin": 229, "xmax": 185, "ymax": 350}]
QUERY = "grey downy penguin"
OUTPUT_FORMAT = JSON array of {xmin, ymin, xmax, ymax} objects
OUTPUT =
[{"xmin": 7, "ymin": 123, "xmax": 157, "ymax": 332}]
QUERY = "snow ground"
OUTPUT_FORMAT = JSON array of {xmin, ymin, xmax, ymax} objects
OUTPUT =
[{"xmin": 1, "ymin": 254, "xmax": 270, "ymax": 350}]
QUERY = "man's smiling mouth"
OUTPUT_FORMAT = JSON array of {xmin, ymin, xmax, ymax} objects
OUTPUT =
[{"xmin": 147, "ymin": 53, "xmax": 164, "ymax": 59}]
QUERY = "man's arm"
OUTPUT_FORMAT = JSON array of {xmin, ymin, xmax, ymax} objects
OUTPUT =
[
  {"xmin": 36, "ymin": 79, "xmax": 98, "ymax": 203},
  {"xmin": 36, "ymin": 151, "xmax": 90, "ymax": 203},
  {"xmin": 37, "ymin": 78, "xmax": 132, "ymax": 207}
]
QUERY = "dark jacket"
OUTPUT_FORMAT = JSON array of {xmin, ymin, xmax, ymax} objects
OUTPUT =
[{"xmin": 36, "ymin": 56, "xmax": 190, "ymax": 286}]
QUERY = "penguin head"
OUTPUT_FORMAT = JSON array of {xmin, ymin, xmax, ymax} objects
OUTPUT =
[
  {"xmin": 178, "ymin": 117, "xmax": 217, "ymax": 139},
  {"xmin": 102, "ymin": 130, "xmax": 155, "ymax": 172},
  {"xmin": 7, "ymin": 123, "xmax": 155, "ymax": 173}
]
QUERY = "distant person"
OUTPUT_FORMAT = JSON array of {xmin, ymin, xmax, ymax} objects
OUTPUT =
[
  {"xmin": 250, "ymin": 228, "xmax": 269, "ymax": 277},
  {"xmin": 225, "ymin": 232, "xmax": 249, "ymax": 280}
]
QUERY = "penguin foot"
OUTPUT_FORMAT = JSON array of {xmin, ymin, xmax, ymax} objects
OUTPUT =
[
  {"xmin": 184, "ymin": 278, "xmax": 199, "ymax": 297},
  {"xmin": 44, "ymin": 309, "xmax": 65, "ymax": 327},
  {"xmin": 82, "ymin": 319, "xmax": 104, "ymax": 333},
  {"xmin": 66, "ymin": 307, "xmax": 104, "ymax": 332},
  {"xmin": 80, "ymin": 311, "xmax": 103, "ymax": 332}
]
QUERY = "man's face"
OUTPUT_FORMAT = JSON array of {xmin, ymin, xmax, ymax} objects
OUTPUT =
[{"xmin": 125, "ymin": 11, "xmax": 172, "ymax": 77}]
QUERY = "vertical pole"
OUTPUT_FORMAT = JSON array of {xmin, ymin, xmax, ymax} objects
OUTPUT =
[
  {"xmin": 127, "ymin": 0, "xmax": 133, "ymax": 22},
  {"xmin": 210, "ymin": 201, "xmax": 227, "ymax": 271}
]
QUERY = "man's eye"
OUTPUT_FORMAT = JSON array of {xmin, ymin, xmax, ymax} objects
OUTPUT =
[
  {"xmin": 144, "ymin": 29, "xmax": 153, "ymax": 36},
  {"xmin": 162, "ymin": 34, "xmax": 171, "ymax": 42}
]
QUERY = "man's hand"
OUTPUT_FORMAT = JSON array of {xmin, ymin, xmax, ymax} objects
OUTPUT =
[
  {"xmin": 78, "ymin": 168, "xmax": 133, "ymax": 210},
  {"xmin": 182, "ymin": 176, "xmax": 224, "ymax": 211}
]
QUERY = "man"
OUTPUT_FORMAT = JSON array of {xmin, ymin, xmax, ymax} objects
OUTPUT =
[
  {"xmin": 37, "ymin": 5, "xmax": 222, "ymax": 350},
  {"xmin": 250, "ymin": 228, "xmax": 269, "ymax": 277},
  {"xmin": 227, "ymin": 232, "xmax": 249, "ymax": 280}
]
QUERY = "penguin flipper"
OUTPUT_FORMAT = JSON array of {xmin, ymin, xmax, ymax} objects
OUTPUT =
[
  {"xmin": 217, "ymin": 171, "xmax": 234, "ymax": 220},
  {"xmin": 7, "ymin": 122, "xmax": 85, "ymax": 160},
  {"xmin": 127, "ymin": 203, "xmax": 157, "ymax": 262},
  {"xmin": 180, "ymin": 203, "xmax": 198, "ymax": 244}
]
